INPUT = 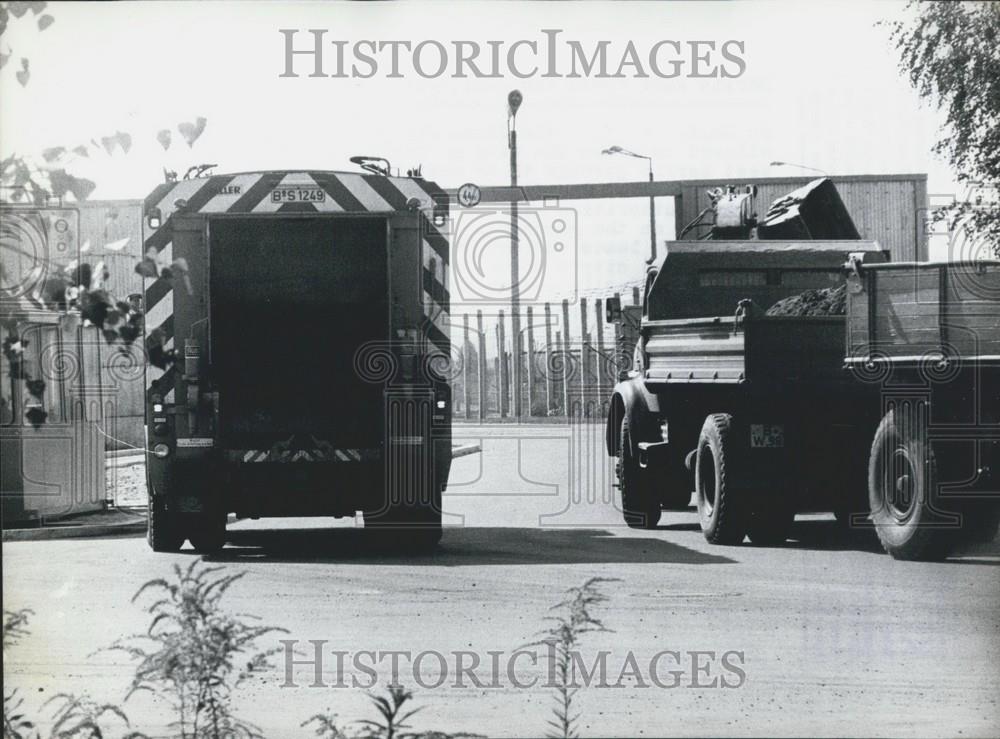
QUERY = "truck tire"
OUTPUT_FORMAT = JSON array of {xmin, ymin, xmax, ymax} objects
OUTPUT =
[
  {"xmin": 618, "ymin": 416, "xmax": 660, "ymax": 529},
  {"xmin": 695, "ymin": 414, "xmax": 747, "ymax": 544},
  {"xmin": 868, "ymin": 408, "xmax": 953, "ymax": 561},
  {"xmin": 187, "ymin": 510, "xmax": 227, "ymax": 553},
  {"xmin": 147, "ymin": 498, "xmax": 184, "ymax": 553}
]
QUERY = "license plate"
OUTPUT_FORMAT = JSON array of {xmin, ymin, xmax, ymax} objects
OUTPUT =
[
  {"xmin": 750, "ymin": 424, "xmax": 784, "ymax": 448},
  {"xmin": 270, "ymin": 186, "xmax": 326, "ymax": 203}
]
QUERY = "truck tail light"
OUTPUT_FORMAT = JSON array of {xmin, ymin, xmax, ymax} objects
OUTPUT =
[{"xmin": 152, "ymin": 443, "xmax": 170, "ymax": 459}]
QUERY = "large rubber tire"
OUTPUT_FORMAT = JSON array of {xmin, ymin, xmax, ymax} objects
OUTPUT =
[
  {"xmin": 868, "ymin": 408, "xmax": 953, "ymax": 561},
  {"xmin": 695, "ymin": 414, "xmax": 747, "ymax": 545},
  {"xmin": 147, "ymin": 498, "xmax": 183, "ymax": 553},
  {"xmin": 617, "ymin": 416, "xmax": 660, "ymax": 529},
  {"xmin": 187, "ymin": 510, "xmax": 227, "ymax": 554}
]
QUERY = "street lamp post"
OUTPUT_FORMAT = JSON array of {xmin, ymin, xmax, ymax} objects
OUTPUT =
[
  {"xmin": 508, "ymin": 90, "xmax": 523, "ymax": 419},
  {"xmin": 603, "ymin": 145, "xmax": 657, "ymax": 264}
]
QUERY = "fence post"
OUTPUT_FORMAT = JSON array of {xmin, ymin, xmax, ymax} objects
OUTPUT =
[
  {"xmin": 612, "ymin": 292, "xmax": 622, "ymax": 380},
  {"xmin": 580, "ymin": 298, "xmax": 590, "ymax": 407},
  {"xmin": 498, "ymin": 310, "xmax": 508, "ymax": 418},
  {"xmin": 543, "ymin": 302, "xmax": 554, "ymax": 417},
  {"xmin": 462, "ymin": 313, "xmax": 471, "ymax": 419},
  {"xmin": 561, "ymin": 299, "xmax": 571, "ymax": 419},
  {"xmin": 595, "ymin": 298, "xmax": 606, "ymax": 409},
  {"xmin": 493, "ymin": 352, "xmax": 500, "ymax": 418},
  {"xmin": 476, "ymin": 310, "xmax": 486, "ymax": 421},
  {"xmin": 526, "ymin": 306, "xmax": 535, "ymax": 417}
]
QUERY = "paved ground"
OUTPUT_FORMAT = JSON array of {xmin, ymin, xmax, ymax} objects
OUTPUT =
[{"xmin": 4, "ymin": 423, "xmax": 999, "ymax": 737}]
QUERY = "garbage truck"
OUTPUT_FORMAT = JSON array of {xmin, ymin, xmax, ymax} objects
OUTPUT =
[
  {"xmin": 606, "ymin": 179, "xmax": 1000, "ymax": 560},
  {"xmin": 141, "ymin": 168, "xmax": 453, "ymax": 552}
]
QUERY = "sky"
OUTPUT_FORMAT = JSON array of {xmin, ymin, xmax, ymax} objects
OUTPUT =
[{"xmin": 1, "ymin": 0, "xmax": 959, "ymax": 301}]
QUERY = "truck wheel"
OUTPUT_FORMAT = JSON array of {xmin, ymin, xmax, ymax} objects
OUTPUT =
[
  {"xmin": 147, "ymin": 498, "xmax": 183, "ymax": 553},
  {"xmin": 868, "ymin": 408, "xmax": 953, "ymax": 561},
  {"xmin": 187, "ymin": 510, "xmax": 227, "ymax": 553},
  {"xmin": 746, "ymin": 499, "xmax": 794, "ymax": 546},
  {"xmin": 618, "ymin": 417, "xmax": 660, "ymax": 529},
  {"xmin": 695, "ymin": 414, "xmax": 746, "ymax": 544}
]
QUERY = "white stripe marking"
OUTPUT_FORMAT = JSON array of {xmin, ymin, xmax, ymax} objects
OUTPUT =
[
  {"xmin": 391, "ymin": 178, "xmax": 433, "ymax": 210},
  {"xmin": 155, "ymin": 179, "xmax": 209, "ymax": 221},
  {"xmin": 200, "ymin": 173, "xmax": 263, "ymax": 213},
  {"xmin": 338, "ymin": 174, "xmax": 394, "ymax": 211},
  {"xmin": 251, "ymin": 172, "xmax": 340, "ymax": 213},
  {"xmin": 144, "ymin": 288, "xmax": 173, "ymax": 334}
]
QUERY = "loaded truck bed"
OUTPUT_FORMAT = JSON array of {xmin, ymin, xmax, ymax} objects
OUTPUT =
[{"xmin": 608, "ymin": 242, "xmax": 1000, "ymax": 559}]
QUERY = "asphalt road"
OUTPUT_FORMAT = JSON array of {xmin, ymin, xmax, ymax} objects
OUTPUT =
[{"xmin": 4, "ymin": 423, "xmax": 999, "ymax": 738}]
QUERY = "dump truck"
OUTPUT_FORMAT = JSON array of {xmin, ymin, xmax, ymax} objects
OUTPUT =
[
  {"xmin": 606, "ymin": 180, "xmax": 999, "ymax": 560},
  {"xmin": 141, "ymin": 169, "xmax": 452, "ymax": 552},
  {"xmin": 844, "ymin": 255, "xmax": 1000, "ymax": 558}
]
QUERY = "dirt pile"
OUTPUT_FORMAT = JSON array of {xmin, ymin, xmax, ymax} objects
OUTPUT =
[{"xmin": 765, "ymin": 284, "xmax": 846, "ymax": 317}]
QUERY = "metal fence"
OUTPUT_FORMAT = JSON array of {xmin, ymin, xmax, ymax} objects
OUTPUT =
[{"xmin": 450, "ymin": 288, "xmax": 642, "ymax": 421}]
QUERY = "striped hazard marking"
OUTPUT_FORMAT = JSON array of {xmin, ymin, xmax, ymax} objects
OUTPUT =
[
  {"xmin": 228, "ymin": 447, "xmax": 378, "ymax": 463},
  {"xmin": 143, "ymin": 171, "xmax": 450, "ymax": 400}
]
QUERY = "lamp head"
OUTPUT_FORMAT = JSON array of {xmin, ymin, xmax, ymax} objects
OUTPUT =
[{"xmin": 507, "ymin": 89, "xmax": 523, "ymax": 117}]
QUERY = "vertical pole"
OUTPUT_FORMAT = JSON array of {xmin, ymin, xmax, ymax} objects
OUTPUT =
[
  {"xmin": 476, "ymin": 310, "xmax": 486, "ymax": 421},
  {"xmin": 526, "ymin": 305, "xmax": 535, "ymax": 417},
  {"xmin": 632, "ymin": 286, "xmax": 641, "ymax": 306},
  {"xmin": 543, "ymin": 302, "xmax": 554, "ymax": 417},
  {"xmin": 561, "ymin": 299, "xmax": 571, "ymax": 418},
  {"xmin": 498, "ymin": 310, "xmax": 508, "ymax": 418},
  {"xmin": 509, "ymin": 119, "xmax": 522, "ymax": 420},
  {"xmin": 493, "ymin": 352, "xmax": 500, "ymax": 417},
  {"xmin": 612, "ymin": 291, "xmax": 622, "ymax": 380},
  {"xmin": 595, "ymin": 298, "xmax": 606, "ymax": 407},
  {"xmin": 555, "ymin": 329, "xmax": 563, "ymax": 416},
  {"xmin": 580, "ymin": 298, "xmax": 590, "ymax": 413},
  {"xmin": 462, "ymin": 313, "xmax": 471, "ymax": 420},
  {"xmin": 647, "ymin": 165, "xmax": 658, "ymax": 265},
  {"xmin": 494, "ymin": 322, "xmax": 503, "ymax": 418}
]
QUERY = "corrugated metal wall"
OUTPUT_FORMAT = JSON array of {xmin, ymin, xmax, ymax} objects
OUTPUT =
[
  {"xmin": 77, "ymin": 201, "xmax": 146, "ymax": 450},
  {"xmin": 674, "ymin": 174, "xmax": 928, "ymax": 261}
]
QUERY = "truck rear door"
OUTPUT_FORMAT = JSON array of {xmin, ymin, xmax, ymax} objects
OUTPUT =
[{"xmin": 208, "ymin": 215, "xmax": 388, "ymax": 450}]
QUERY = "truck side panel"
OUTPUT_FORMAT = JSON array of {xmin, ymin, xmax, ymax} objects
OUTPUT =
[{"xmin": 846, "ymin": 261, "xmax": 1000, "ymax": 363}]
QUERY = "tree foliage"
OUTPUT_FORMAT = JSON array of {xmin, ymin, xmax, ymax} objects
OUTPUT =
[{"xmin": 888, "ymin": 1, "xmax": 1000, "ymax": 258}]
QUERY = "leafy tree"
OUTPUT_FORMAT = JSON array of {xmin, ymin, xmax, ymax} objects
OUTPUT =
[{"xmin": 887, "ymin": 1, "xmax": 1000, "ymax": 258}]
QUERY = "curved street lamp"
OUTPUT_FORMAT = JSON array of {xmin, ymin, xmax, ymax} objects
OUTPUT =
[
  {"xmin": 604, "ymin": 145, "xmax": 657, "ymax": 264},
  {"xmin": 769, "ymin": 160, "xmax": 828, "ymax": 176}
]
